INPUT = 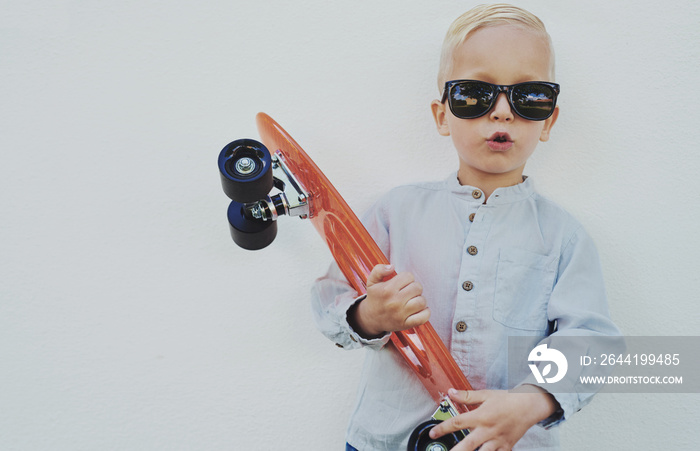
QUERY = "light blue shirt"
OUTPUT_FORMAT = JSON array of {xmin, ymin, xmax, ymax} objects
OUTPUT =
[{"xmin": 311, "ymin": 173, "xmax": 620, "ymax": 450}]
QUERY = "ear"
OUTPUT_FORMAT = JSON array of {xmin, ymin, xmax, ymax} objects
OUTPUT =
[
  {"xmin": 431, "ymin": 99, "xmax": 451, "ymax": 136},
  {"xmin": 539, "ymin": 105, "xmax": 559, "ymax": 142}
]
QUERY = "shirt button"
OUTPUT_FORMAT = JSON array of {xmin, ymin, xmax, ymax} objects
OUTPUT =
[
  {"xmin": 462, "ymin": 281, "xmax": 473, "ymax": 291},
  {"xmin": 456, "ymin": 321, "xmax": 468, "ymax": 332},
  {"xmin": 469, "ymin": 213, "xmax": 475, "ymax": 222},
  {"xmin": 472, "ymin": 189, "xmax": 482, "ymax": 199},
  {"xmin": 467, "ymin": 246, "xmax": 478, "ymax": 255}
]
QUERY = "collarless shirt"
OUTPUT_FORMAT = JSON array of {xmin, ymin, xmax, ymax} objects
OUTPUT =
[{"xmin": 311, "ymin": 173, "xmax": 620, "ymax": 451}]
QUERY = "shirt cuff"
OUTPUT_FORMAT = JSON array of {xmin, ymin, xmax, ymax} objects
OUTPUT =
[
  {"xmin": 537, "ymin": 404, "xmax": 565, "ymax": 429},
  {"xmin": 515, "ymin": 378, "xmax": 573, "ymax": 430},
  {"xmin": 342, "ymin": 294, "xmax": 391, "ymax": 349}
]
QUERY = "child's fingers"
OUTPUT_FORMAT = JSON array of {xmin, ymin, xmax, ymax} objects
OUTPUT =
[
  {"xmin": 463, "ymin": 438, "xmax": 496, "ymax": 451},
  {"xmin": 452, "ymin": 429, "xmax": 490, "ymax": 451},
  {"xmin": 399, "ymin": 278, "xmax": 423, "ymax": 298},
  {"xmin": 428, "ymin": 410, "xmax": 477, "ymax": 441},
  {"xmin": 448, "ymin": 388, "xmax": 492, "ymax": 406},
  {"xmin": 366, "ymin": 264, "xmax": 394, "ymax": 286},
  {"xmin": 404, "ymin": 292, "xmax": 427, "ymax": 311},
  {"xmin": 404, "ymin": 303, "xmax": 430, "ymax": 328}
]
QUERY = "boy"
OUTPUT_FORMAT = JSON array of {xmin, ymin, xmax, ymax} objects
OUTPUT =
[{"xmin": 311, "ymin": 4, "xmax": 620, "ymax": 450}]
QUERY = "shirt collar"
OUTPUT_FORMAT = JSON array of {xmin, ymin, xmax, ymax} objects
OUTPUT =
[{"xmin": 445, "ymin": 172, "xmax": 535, "ymax": 205}]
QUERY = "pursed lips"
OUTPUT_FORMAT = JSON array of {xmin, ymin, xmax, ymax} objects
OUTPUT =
[{"xmin": 486, "ymin": 132, "xmax": 513, "ymax": 151}]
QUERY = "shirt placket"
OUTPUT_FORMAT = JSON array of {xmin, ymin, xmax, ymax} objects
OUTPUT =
[{"xmin": 452, "ymin": 188, "xmax": 489, "ymax": 376}]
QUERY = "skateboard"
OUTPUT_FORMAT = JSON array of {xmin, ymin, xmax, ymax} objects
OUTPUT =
[{"xmin": 218, "ymin": 113, "xmax": 474, "ymax": 450}]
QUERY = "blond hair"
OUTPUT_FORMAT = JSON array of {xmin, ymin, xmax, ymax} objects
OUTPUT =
[{"xmin": 437, "ymin": 3, "xmax": 554, "ymax": 89}]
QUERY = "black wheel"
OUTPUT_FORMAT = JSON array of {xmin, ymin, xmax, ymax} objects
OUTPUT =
[
  {"xmin": 407, "ymin": 420, "xmax": 462, "ymax": 451},
  {"xmin": 227, "ymin": 200, "xmax": 277, "ymax": 250},
  {"xmin": 218, "ymin": 139, "xmax": 274, "ymax": 203}
]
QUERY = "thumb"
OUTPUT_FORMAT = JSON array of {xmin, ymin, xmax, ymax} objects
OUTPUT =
[{"xmin": 367, "ymin": 264, "xmax": 395, "ymax": 287}]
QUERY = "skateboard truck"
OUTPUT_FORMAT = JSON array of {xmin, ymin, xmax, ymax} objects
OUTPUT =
[
  {"xmin": 244, "ymin": 152, "xmax": 310, "ymax": 222},
  {"xmin": 407, "ymin": 396, "xmax": 471, "ymax": 451}
]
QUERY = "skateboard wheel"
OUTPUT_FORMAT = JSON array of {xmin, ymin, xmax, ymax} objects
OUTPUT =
[
  {"xmin": 407, "ymin": 420, "xmax": 461, "ymax": 451},
  {"xmin": 227, "ymin": 200, "xmax": 277, "ymax": 250},
  {"xmin": 218, "ymin": 139, "xmax": 273, "ymax": 203}
]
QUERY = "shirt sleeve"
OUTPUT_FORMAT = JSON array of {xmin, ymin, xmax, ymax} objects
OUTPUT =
[
  {"xmin": 516, "ymin": 225, "xmax": 623, "ymax": 427},
  {"xmin": 309, "ymin": 197, "xmax": 393, "ymax": 350},
  {"xmin": 311, "ymin": 267, "xmax": 391, "ymax": 350}
]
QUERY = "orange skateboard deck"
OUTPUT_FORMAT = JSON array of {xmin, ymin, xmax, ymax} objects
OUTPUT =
[{"xmin": 218, "ymin": 113, "xmax": 473, "ymax": 448}]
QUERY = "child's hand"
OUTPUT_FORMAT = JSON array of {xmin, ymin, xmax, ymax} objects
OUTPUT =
[
  {"xmin": 429, "ymin": 386, "xmax": 559, "ymax": 451},
  {"xmin": 348, "ymin": 264, "xmax": 430, "ymax": 338}
]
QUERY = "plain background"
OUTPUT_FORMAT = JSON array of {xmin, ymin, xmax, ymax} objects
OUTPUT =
[{"xmin": 2, "ymin": 0, "xmax": 699, "ymax": 449}]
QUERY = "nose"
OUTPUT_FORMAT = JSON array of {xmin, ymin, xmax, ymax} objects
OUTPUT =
[{"xmin": 490, "ymin": 93, "xmax": 514, "ymax": 122}]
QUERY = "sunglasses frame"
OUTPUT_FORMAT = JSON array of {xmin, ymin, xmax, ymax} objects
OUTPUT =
[{"xmin": 441, "ymin": 80, "xmax": 560, "ymax": 121}]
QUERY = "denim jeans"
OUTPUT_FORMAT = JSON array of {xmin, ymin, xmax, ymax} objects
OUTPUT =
[{"xmin": 346, "ymin": 444, "xmax": 359, "ymax": 451}]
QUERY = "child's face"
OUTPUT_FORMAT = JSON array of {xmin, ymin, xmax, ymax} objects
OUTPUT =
[{"xmin": 431, "ymin": 25, "xmax": 558, "ymax": 187}]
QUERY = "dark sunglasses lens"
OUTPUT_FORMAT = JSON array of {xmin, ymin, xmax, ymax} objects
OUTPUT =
[
  {"xmin": 449, "ymin": 82, "xmax": 494, "ymax": 118},
  {"xmin": 511, "ymin": 84, "xmax": 556, "ymax": 120}
]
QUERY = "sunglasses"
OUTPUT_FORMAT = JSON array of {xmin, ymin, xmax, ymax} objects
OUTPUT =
[{"xmin": 441, "ymin": 80, "xmax": 560, "ymax": 121}]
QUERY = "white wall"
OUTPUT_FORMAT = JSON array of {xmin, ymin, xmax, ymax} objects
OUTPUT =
[{"xmin": 2, "ymin": 1, "xmax": 699, "ymax": 449}]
